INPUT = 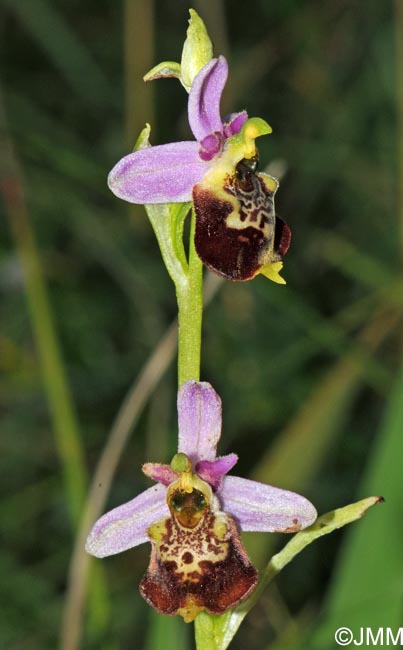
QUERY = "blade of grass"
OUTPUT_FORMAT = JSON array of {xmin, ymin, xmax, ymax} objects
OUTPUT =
[
  {"xmin": 316, "ymin": 232, "xmax": 403, "ymax": 305},
  {"xmin": 396, "ymin": 0, "xmax": 403, "ymax": 257},
  {"xmin": 0, "ymin": 88, "xmax": 110, "ymax": 643},
  {"xmin": 312, "ymin": 361, "xmax": 403, "ymax": 646},
  {"xmin": 2, "ymin": 0, "xmax": 112, "ymax": 106},
  {"xmin": 247, "ymin": 307, "xmax": 398, "ymax": 568},
  {"xmin": 253, "ymin": 307, "xmax": 397, "ymax": 491},
  {"xmin": 0, "ymin": 87, "xmax": 86, "ymax": 536},
  {"xmin": 260, "ymin": 284, "xmax": 393, "ymax": 386},
  {"xmin": 125, "ymin": 0, "xmax": 155, "ymax": 146},
  {"xmin": 312, "ymin": 5, "xmax": 403, "ymax": 639}
]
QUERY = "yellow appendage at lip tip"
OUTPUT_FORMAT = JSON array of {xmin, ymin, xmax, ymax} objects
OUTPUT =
[
  {"xmin": 260, "ymin": 261, "xmax": 286, "ymax": 285},
  {"xmin": 222, "ymin": 117, "xmax": 273, "ymax": 162},
  {"xmin": 241, "ymin": 118, "xmax": 272, "ymax": 158},
  {"xmin": 244, "ymin": 118, "xmax": 272, "ymax": 140}
]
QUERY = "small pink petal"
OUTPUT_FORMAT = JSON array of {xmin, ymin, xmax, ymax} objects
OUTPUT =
[
  {"xmin": 196, "ymin": 453, "xmax": 238, "ymax": 490},
  {"xmin": 108, "ymin": 141, "xmax": 207, "ymax": 204},
  {"xmin": 188, "ymin": 56, "xmax": 228, "ymax": 143},
  {"xmin": 219, "ymin": 476, "xmax": 317, "ymax": 533},
  {"xmin": 223, "ymin": 111, "xmax": 248, "ymax": 138},
  {"xmin": 142, "ymin": 463, "xmax": 178, "ymax": 486},
  {"xmin": 177, "ymin": 380, "xmax": 222, "ymax": 464},
  {"xmin": 85, "ymin": 484, "xmax": 169, "ymax": 558}
]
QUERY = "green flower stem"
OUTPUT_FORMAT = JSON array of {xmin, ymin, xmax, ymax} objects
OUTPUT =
[
  {"xmin": 138, "ymin": 126, "xmax": 203, "ymax": 385},
  {"xmin": 147, "ymin": 202, "xmax": 203, "ymax": 386},
  {"xmin": 177, "ymin": 209, "xmax": 203, "ymax": 385},
  {"xmin": 194, "ymin": 496, "xmax": 383, "ymax": 650}
]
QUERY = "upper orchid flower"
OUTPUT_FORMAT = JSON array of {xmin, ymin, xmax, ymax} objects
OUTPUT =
[
  {"xmin": 108, "ymin": 56, "xmax": 291, "ymax": 283},
  {"xmin": 86, "ymin": 380, "xmax": 317, "ymax": 622}
]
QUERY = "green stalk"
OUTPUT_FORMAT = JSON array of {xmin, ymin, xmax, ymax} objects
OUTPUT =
[
  {"xmin": 177, "ymin": 209, "xmax": 203, "ymax": 385},
  {"xmin": 137, "ymin": 123, "xmax": 204, "ymax": 387},
  {"xmin": 147, "ymin": 202, "xmax": 203, "ymax": 386}
]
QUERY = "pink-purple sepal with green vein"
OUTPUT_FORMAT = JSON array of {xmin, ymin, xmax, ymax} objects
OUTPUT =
[{"xmin": 107, "ymin": 56, "xmax": 247, "ymax": 204}]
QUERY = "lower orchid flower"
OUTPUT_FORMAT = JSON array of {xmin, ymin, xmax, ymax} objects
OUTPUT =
[
  {"xmin": 86, "ymin": 381, "xmax": 317, "ymax": 622},
  {"xmin": 108, "ymin": 56, "xmax": 291, "ymax": 284}
]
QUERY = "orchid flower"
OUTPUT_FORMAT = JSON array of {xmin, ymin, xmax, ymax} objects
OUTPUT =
[
  {"xmin": 108, "ymin": 56, "xmax": 291, "ymax": 283},
  {"xmin": 86, "ymin": 380, "xmax": 317, "ymax": 622}
]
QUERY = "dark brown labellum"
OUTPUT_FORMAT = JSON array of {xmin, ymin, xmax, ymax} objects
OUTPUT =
[
  {"xmin": 140, "ymin": 488, "xmax": 258, "ymax": 622},
  {"xmin": 274, "ymin": 216, "xmax": 291, "ymax": 258},
  {"xmin": 193, "ymin": 156, "xmax": 291, "ymax": 281}
]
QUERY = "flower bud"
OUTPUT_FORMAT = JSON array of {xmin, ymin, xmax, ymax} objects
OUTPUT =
[{"xmin": 180, "ymin": 9, "xmax": 213, "ymax": 92}]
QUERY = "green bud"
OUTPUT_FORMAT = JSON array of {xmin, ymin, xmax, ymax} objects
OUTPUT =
[{"xmin": 180, "ymin": 9, "xmax": 213, "ymax": 92}]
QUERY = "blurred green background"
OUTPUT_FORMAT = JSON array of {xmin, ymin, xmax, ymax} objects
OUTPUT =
[{"xmin": 1, "ymin": 0, "xmax": 402, "ymax": 649}]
